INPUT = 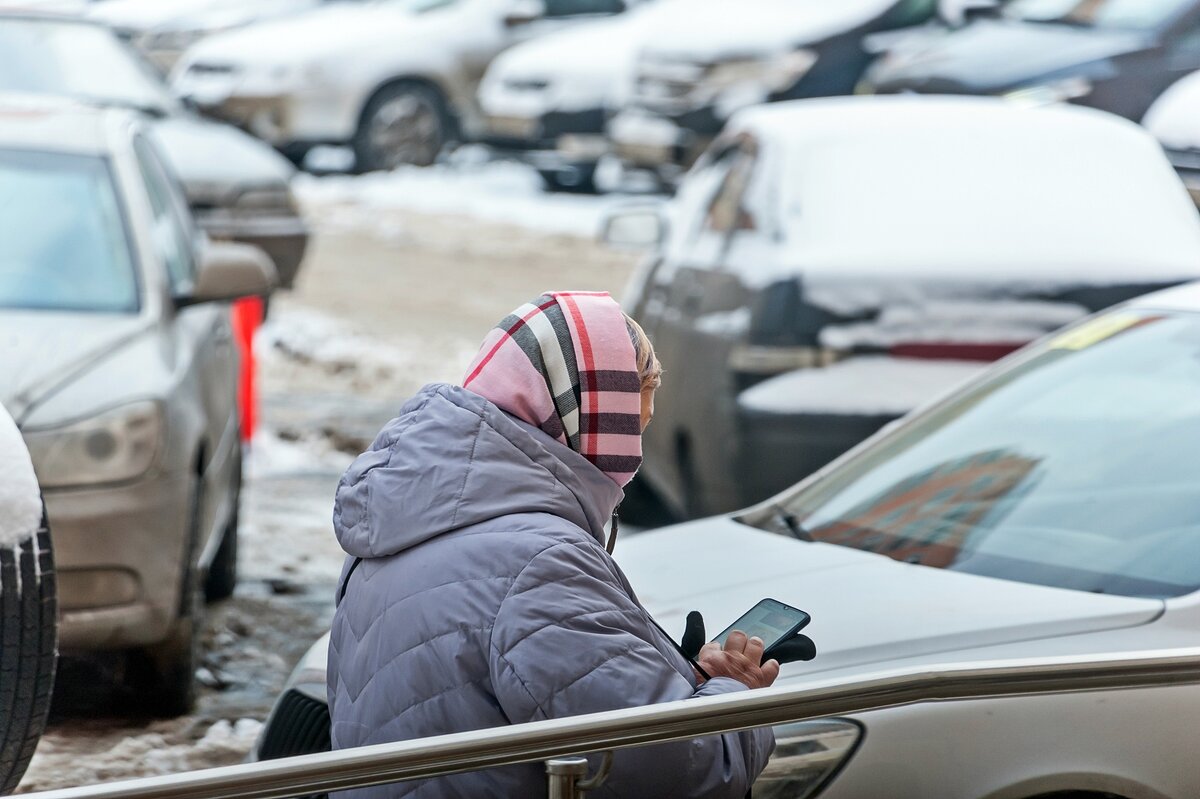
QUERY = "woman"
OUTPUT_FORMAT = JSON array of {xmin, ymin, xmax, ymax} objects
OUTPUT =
[{"xmin": 328, "ymin": 291, "xmax": 777, "ymax": 797}]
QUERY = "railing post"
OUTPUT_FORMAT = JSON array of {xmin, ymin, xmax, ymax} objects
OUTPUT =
[{"xmin": 545, "ymin": 757, "xmax": 589, "ymax": 799}]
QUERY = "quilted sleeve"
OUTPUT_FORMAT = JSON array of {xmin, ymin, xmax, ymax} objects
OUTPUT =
[{"xmin": 489, "ymin": 540, "xmax": 774, "ymax": 799}]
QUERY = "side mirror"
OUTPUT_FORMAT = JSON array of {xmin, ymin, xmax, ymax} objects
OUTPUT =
[
  {"xmin": 601, "ymin": 207, "xmax": 666, "ymax": 250},
  {"xmin": 178, "ymin": 241, "xmax": 278, "ymax": 306},
  {"xmin": 504, "ymin": 0, "xmax": 545, "ymax": 27}
]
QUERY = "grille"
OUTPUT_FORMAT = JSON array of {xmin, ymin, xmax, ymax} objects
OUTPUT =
[{"xmin": 259, "ymin": 688, "xmax": 332, "ymax": 760}]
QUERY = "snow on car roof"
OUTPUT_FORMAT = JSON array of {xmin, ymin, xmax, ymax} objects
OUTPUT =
[
  {"xmin": 1126, "ymin": 279, "xmax": 1200, "ymax": 313},
  {"xmin": 728, "ymin": 96, "xmax": 1200, "ymax": 286},
  {"xmin": 0, "ymin": 404, "xmax": 42, "ymax": 548},
  {"xmin": 0, "ymin": 93, "xmax": 116, "ymax": 154},
  {"xmin": 1142, "ymin": 70, "xmax": 1200, "ymax": 150}
]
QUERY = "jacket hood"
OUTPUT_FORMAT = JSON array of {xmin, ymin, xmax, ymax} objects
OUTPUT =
[
  {"xmin": 333, "ymin": 383, "xmax": 624, "ymax": 560},
  {"xmin": 868, "ymin": 19, "xmax": 1145, "ymax": 92}
]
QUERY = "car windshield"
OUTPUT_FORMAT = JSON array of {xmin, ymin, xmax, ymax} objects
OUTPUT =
[
  {"xmin": 0, "ymin": 18, "xmax": 176, "ymax": 115},
  {"xmin": 0, "ymin": 149, "xmax": 139, "ymax": 313},
  {"xmin": 749, "ymin": 310, "xmax": 1200, "ymax": 598},
  {"xmin": 1003, "ymin": 0, "xmax": 1194, "ymax": 30}
]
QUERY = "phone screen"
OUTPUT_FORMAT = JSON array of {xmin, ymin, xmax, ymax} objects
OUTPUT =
[{"xmin": 713, "ymin": 598, "xmax": 810, "ymax": 652}]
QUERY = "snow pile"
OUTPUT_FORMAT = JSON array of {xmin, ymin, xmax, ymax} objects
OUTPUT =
[
  {"xmin": 0, "ymin": 404, "xmax": 41, "ymax": 547},
  {"xmin": 819, "ymin": 299, "xmax": 1086, "ymax": 350},
  {"xmin": 257, "ymin": 306, "xmax": 409, "ymax": 384},
  {"xmin": 738, "ymin": 356, "xmax": 986, "ymax": 416},
  {"xmin": 294, "ymin": 155, "xmax": 631, "ymax": 238},
  {"xmin": 245, "ymin": 427, "xmax": 355, "ymax": 480}
]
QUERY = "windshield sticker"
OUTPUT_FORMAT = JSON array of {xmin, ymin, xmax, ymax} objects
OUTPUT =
[{"xmin": 1047, "ymin": 312, "xmax": 1158, "ymax": 351}]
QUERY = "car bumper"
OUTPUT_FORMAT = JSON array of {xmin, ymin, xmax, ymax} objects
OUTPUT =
[
  {"xmin": 608, "ymin": 108, "xmax": 712, "ymax": 171},
  {"xmin": 195, "ymin": 208, "xmax": 309, "ymax": 289},
  {"xmin": 188, "ymin": 88, "xmax": 359, "ymax": 150},
  {"xmin": 47, "ymin": 469, "xmax": 192, "ymax": 652}
]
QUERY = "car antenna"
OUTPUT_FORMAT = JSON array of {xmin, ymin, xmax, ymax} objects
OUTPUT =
[{"xmin": 773, "ymin": 505, "xmax": 814, "ymax": 542}]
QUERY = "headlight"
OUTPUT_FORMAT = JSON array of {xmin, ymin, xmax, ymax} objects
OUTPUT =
[
  {"xmin": 23, "ymin": 401, "xmax": 163, "ymax": 489},
  {"xmin": 1004, "ymin": 76, "xmax": 1093, "ymax": 105},
  {"xmin": 753, "ymin": 720, "xmax": 862, "ymax": 799},
  {"xmin": 705, "ymin": 49, "xmax": 818, "ymax": 95}
]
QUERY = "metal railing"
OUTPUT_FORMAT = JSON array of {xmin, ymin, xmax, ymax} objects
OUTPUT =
[{"xmin": 23, "ymin": 647, "xmax": 1200, "ymax": 799}]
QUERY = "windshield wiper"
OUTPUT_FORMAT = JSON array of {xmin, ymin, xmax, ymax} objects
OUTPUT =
[{"xmin": 772, "ymin": 505, "xmax": 814, "ymax": 542}]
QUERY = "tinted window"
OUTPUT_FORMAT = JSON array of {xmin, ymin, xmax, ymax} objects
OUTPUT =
[
  {"xmin": 753, "ymin": 310, "xmax": 1200, "ymax": 598},
  {"xmin": 544, "ymin": 0, "xmax": 624, "ymax": 16},
  {"xmin": 0, "ymin": 149, "xmax": 138, "ymax": 313},
  {"xmin": 0, "ymin": 18, "xmax": 175, "ymax": 114}
]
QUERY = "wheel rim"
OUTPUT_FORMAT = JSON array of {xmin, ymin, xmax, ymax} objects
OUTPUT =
[{"xmin": 367, "ymin": 92, "xmax": 442, "ymax": 169}]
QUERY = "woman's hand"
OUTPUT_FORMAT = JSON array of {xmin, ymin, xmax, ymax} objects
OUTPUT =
[{"xmin": 696, "ymin": 631, "xmax": 780, "ymax": 689}]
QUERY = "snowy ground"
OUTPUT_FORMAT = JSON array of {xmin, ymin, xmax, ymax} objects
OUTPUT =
[{"xmin": 17, "ymin": 171, "xmax": 639, "ymax": 792}]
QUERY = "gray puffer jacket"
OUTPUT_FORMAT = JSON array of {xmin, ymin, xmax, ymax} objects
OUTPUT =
[{"xmin": 328, "ymin": 384, "xmax": 773, "ymax": 798}]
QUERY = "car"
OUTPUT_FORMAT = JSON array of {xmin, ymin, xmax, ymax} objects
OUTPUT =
[
  {"xmin": 606, "ymin": 0, "xmax": 942, "ymax": 183},
  {"xmin": 860, "ymin": 0, "xmax": 1200, "ymax": 122},
  {"xmin": 0, "ymin": 12, "xmax": 310, "ymax": 290},
  {"xmin": 88, "ymin": 0, "xmax": 332, "ymax": 74},
  {"xmin": 0, "ymin": 95, "xmax": 276, "ymax": 714},
  {"xmin": 172, "ymin": 0, "xmax": 632, "ymax": 173},
  {"xmin": 250, "ymin": 281, "xmax": 1200, "ymax": 798},
  {"xmin": 1143, "ymin": 69, "xmax": 1200, "ymax": 209},
  {"xmin": 477, "ymin": 0, "xmax": 668, "ymax": 193},
  {"xmin": 0, "ymin": 401, "xmax": 55, "ymax": 793},
  {"xmin": 608, "ymin": 96, "xmax": 1200, "ymax": 520}
]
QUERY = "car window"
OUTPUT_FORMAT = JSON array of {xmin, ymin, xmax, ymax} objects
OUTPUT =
[
  {"xmin": 0, "ymin": 18, "xmax": 176, "ymax": 115},
  {"xmin": 751, "ymin": 310, "xmax": 1200, "ymax": 599},
  {"xmin": 132, "ymin": 136, "xmax": 196, "ymax": 293},
  {"xmin": 0, "ymin": 149, "xmax": 138, "ymax": 313},
  {"xmin": 543, "ymin": 0, "xmax": 625, "ymax": 17}
]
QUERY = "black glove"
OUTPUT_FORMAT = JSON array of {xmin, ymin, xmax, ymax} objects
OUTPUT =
[{"xmin": 680, "ymin": 610, "xmax": 817, "ymax": 666}]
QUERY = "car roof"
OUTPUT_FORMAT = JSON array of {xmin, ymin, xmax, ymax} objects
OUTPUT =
[
  {"xmin": 723, "ymin": 96, "xmax": 1200, "ymax": 285},
  {"xmin": 0, "ymin": 94, "xmax": 126, "ymax": 155}
]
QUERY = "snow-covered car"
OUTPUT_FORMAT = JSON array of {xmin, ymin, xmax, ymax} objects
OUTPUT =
[
  {"xmin": 0, "ymin": 12, "xmax": 310, "ymax": 289},
  {"xmin": 478, "ymin": 0, "xmax": 667, "ymax": 192},
  {"xmin": 89, "ymin": 0, "xmax": 332, "ymax": 73},
  {"xmin": 0, "ymin": 96, "xmax": 277, "ymax": 715},
  {"xmin": 860, "ymin": 0, "xmax": 1200, "ymax": 123},
  {"xmin": 1143, "ymin": 70, "xmax": 1200, "ymax": 209},
  {"xmin": 608, "ymin": 0, "xmax": 941, "ymax": 181},
  {"xmin": 251, "ymin": 281, "xmax": 1200, "ymax": 798},
  {"xmin": 173, "ymin": 0, "xmax": 631, "ymax": 172},
  {"xmin": 610, "ymin": 96, "xmax": 1200, "ymax": 519},
  {"xmin": 0, "ymin": 402, "xmax": 55, "ymax": 794}
]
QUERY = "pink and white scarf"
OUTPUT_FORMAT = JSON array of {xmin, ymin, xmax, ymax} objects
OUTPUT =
[{"xmin": 463, "ymin": 291, "xmax": 642, "ymax": 486}]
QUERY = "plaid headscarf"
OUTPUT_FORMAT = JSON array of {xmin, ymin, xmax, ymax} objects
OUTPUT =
[{"xmin": 463, "ymin": 291, "xmax": 643, "ymax": 486}]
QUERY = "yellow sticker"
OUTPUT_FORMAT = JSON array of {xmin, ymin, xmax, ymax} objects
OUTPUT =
[{"xmin": 1048, "ymin": 311, "xmax": 1144, "ymax": 351}]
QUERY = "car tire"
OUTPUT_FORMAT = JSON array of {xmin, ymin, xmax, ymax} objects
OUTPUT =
[
  {"xmin": 204, "ymin": 456, "xmax": 241, "ymax": 604},
  {"xmin": 537, "ymin": 162, "xmax": 598, "ymax": 194},
  {"xmin": 353, "ymin": 82, "xmax": 450, "ymax": 172},
  {"xmin": 0, "ymin": 515, "xmax": 56, "ymax": 795}
]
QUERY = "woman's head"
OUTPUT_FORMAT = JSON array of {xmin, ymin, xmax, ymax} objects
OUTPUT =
[{"xmin": 463, "ymin": 292, "xmax": 655, "ymax": 487}]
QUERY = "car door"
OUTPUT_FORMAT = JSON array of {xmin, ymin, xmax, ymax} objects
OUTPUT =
[
  {"xmin": 131, "ymin": 134, "xmax": 237, "ymax": 553},
  {"xmin": 640, "ymin": 139, "xmax": 765, "ymax": 516}
]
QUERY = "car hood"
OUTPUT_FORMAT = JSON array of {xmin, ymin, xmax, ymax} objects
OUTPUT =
[
  {"xmin": 151, "ymin": 115, "xmax": 295, "ymax": 205},
  {"xmin": 180, "ymin": 4, "xmax": 419, "ymax": 67},
  {"xmin": 868, "ymin": 19, "xmax": 1146, "ymax": 92},
  {"xmin": 640, "ymin": 0, "xmax": 901, "ymax": 62},
  {"xmin": 0, "ymin": 312, "xmax": 152, "ymax": 424},
  {"xmin": 618, "ymin": 518, "xmax": 1163, "ymax": 678}
]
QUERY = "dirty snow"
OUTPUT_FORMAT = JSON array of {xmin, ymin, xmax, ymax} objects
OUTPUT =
[
  {"xmin": 294, "ymin": 155, "xmax": 637, "ymax": 238},
  {"xmin": 738, "ymin": 356, "xmax": 986, "ymax": 416},
  {"xmin": 0, "ymin": 404, "xmax": 41, "ymax": 548}
]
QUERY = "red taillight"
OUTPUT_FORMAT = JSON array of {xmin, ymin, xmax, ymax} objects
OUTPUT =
[{"xmin": 888, "ymin": 342, "xmax": 1025, "ymax": 362}]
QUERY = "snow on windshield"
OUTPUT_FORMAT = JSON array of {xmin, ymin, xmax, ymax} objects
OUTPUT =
[{"xmin": 0, "ymin": 404, "xmax": 41, "ymax": 548}]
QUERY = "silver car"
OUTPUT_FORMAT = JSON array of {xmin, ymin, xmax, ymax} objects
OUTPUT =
[
  {"xmin": 0, "ymin": 12, "xmax": 309, "ymax": 289},
  {"xmin": 0, "ymin": 95, "xmax": 276, "ymax": 715}
]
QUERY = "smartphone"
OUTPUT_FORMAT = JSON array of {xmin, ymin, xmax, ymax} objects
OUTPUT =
[{"xmin": 713, "ymin": 598, "xmax": 811, "ymax": 656}]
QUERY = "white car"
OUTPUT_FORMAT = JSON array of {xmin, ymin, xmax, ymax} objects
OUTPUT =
[
  {"xmin": 172, "ymin": 0, "xmax": 630, "ymax": 171},
  {"xmin": 1143, "ymin": 69, "xmax": 1200, "ymax": 209},
  {"xmin": 252, "ymin": 281, "xmax": 1200, "ymax": 797}
]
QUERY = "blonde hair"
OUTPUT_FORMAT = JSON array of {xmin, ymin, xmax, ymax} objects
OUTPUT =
[{"xmin": 624, "ymin": 313, "xmax": 662, "ymax": 391}]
